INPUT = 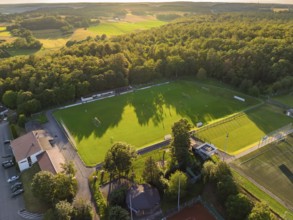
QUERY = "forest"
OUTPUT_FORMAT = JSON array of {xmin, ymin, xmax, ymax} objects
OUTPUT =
[{"xmin": 0, "ymin": 12, "xmax": 293, "ymax": 115}]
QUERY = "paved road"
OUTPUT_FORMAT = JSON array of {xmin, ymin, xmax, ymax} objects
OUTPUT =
[
  {"xmin": 0, "ymin": 122, "xmax": 24, "ymax": 220},
  {"xmin": 44, "ymin": 111, "xmax": 98, "ymax": 218}
]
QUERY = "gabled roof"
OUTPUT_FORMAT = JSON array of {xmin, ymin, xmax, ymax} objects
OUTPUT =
[
  {"xmin": 11, "ymin": 130, "xmax": 52, "ymax": 162},
  {"xmin": 37, "ymin": 148, "xmax": 65, "ymax": 174},
  {"xmin": 126, "ymin": 184, "xmax": 160, "ymax": 211}
]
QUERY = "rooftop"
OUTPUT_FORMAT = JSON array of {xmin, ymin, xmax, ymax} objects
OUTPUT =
[
  {"xmin": 37, "ymin": 148, "xmax": 65, "ymax": 174},
  {"xmin": 11, "ymin": 130, "xmax": 53, "ymax": 162}
]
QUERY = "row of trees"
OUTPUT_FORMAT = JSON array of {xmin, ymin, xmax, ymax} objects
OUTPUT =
[{"xmin": 1, "ymin": 26, "xmax": 42, "ymax": 50}]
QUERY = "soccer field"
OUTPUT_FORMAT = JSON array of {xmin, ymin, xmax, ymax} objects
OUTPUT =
[
  {"xmin": 233, "ymin": 135, "xmax": 293, "ymax": 210},
  {"xmin": 196, "ymin": 105, "xmax": 293, "ymax": 154},
  {"xmin": 54, "ymin": 80, "xmax": 258, "ymax": 166}
]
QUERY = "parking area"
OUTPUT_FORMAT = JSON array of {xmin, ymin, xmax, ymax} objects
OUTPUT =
[{"xmin": 0, "ymin": 121, "xmax": 24, "ymax": 220}]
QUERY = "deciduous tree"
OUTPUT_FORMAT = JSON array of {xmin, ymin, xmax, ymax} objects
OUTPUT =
[
  {"xmin": 171, "ymin": 119, "xmax": 191, "ymax": 169},
  {"xmin": 104, "ymin": 142, "xmax": 136, "ymax": 179}
]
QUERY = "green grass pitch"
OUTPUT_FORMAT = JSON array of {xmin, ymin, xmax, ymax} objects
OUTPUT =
[
  {"xmin": 233, "ymin": 135, "xmax": 293, "ymax": 210},
  {"xmin": 196, "ymin": 104, "xmax": 293, "ymax": 154},
  {"xmin": 53, "ymin": 80, "xmax": 259, "ymax": 166}
]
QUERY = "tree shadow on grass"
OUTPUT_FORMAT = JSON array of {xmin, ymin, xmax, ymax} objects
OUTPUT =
[{"xmin": 59, "ymin": 81, "xmax": 262, "ymax": 143}]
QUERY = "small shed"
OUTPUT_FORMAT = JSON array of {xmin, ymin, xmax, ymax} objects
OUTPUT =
[
  {"xmin": 126, "ymin": 184, "xmax": 160, "ymax": 217},
  {"xmin": 286, "ymin": 109, "xmax": 293, "ymax": 117}
]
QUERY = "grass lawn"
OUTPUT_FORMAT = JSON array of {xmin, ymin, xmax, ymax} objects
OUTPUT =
[
  {"xmin": 20, "ymin": 164, "xmax": 49, "ymax": 213},
  {"xmin": 232, "ymin": 135, "xmax": 293, "ymax": 211},
  {"xmin": 196, "ymin": 104, "xmax": 293, "ymax": 155},
  {"xmin": 273, "ymin": 93, "xmax": 293, "ymax": 107},
  {"xmin": 88, "ymin": 20, "xmax": 166, "ymax": 36},
  {"xmin": 132, "ymin": 146, "xmax": 172, "ymax": 183},
  {"xmin": 31, "ymin": 112, "xmax": 48, "ymax": 124},
  {"xmin": 54, "ymin": 80, "xmax": 258, "ymax": 166}
]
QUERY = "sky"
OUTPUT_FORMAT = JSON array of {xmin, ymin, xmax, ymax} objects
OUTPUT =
[{"xmin": 0, "ymin": 0, "xmax": 293, "ymax": 4}]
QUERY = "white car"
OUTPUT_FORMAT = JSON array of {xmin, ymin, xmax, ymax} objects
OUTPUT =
[{"xmin": 7, "ymin": 175, "xmax": 20, "ymax": 183}]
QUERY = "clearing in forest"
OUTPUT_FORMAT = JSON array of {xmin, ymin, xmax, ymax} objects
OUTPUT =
[{"xmin": 54, "ymin": 80, "xmax": 259, "ymax": 166}]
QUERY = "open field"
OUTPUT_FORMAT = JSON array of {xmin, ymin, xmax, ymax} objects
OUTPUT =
[
  {"xmin": 273, "ymin": 93, "xmax": 293, "ymax": 107},
  {"xmin": 0, "ymin": 26, "xmax": 10, "ymax": 37},
  {"xmin": 88, "ymin": 20, "xmax": 166, "ymax": 36},
  {"xmin": 196, "ymin": 104, "xmax": 293, "ymax": 154},
  {"xmin": 232, "ymin": 135, "xmax": 293, "ymax": 211},
  {"xmin": 54, "ymin": 80, "xmax": 259, "ymax": 166}
]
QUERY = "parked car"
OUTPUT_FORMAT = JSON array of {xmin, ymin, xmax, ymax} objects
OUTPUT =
[
  {"xmin": 3, "ymin": 140, "xmax": 10, "ymax": 144},
  {"xmin": 7, "ymin": 175, "xmax": 20, "ymax": 183},
  {"xmin": 11, "ymin": 188, "xmax": 24, "ymax": 198},
  {"xmin": 2, "ymin": 160, "xmax": 14, "ymax": 168},
  {"xmin": 11, "ymin": 182, "xmax": 22, "ymax": 192},
  {"xmin": 11, "ymin": 184, "xmax": 23, "ymax": 193}
]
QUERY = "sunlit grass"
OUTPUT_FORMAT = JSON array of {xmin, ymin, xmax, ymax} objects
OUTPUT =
[
  {"xmin": 196, "ymin": 105, "xmax": 293, "ymax": 154},
  {"xmin": 88, "ymin": 20, "xmax": 166, "ymax": 36}
]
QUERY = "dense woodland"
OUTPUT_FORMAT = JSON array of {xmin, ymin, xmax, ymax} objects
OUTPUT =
[{"xmin": 0, "ymin": 12, "xmax": 293, "ymax": 115}]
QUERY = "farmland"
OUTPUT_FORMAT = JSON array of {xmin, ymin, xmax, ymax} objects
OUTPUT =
[
  {"xmin": 54, "ymin": 80, "xmax": 259, "ymax": 166},
  {"xmin": 88, "ymin": 20, "xmax": 166, "ymax": 36}
]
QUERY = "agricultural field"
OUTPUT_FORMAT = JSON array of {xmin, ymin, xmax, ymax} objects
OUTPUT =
[
  {"xmin": 54, "ymin": 80, "xmax": 259, "ymax": 166},
  {"xmin": 273, "ymin": 93, "xmax": 293, "ymax": 107},
  {"xmin": 0, "ymin": 26, "xmax": 10, "ymax": 37},
  {"xmin": 87, "ymin": 20, "xmax": 166, "ymax": 36},
  {"xmin": 196, "ymin": 104, "xmax": 293, "ymax": 155},
  {"xmin": 232, "ymin": 135, "xmax": 293, "ymax": 210}
]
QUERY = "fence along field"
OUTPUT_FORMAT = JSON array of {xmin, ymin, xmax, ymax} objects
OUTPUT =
[
  {"xmin": 54, "ymin": 80, "xmax": 259, "ymax": 166},
  {"xmin": 232, "ymin": 135, "xmax": 293, "ymax": 211}
]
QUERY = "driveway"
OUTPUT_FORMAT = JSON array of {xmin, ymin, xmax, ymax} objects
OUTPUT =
[
  {"xmin": 44, "ymin": 111, "xmax": 97, "ymax": 210},
  {"xmin": 0, "ymin": 122, "xmax": 24, "ymax": 220}
]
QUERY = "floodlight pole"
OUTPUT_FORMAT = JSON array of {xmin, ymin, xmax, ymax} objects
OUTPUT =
[
  {"xmin": 130, "ymin": 194, "xmax": 133, "ymax": 220},
  {"xmin": 178, "ymin": 174, "xmax": 181, "ymax": 211}
]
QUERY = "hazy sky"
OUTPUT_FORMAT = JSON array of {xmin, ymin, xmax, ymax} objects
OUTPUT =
[{"xmin": 1, "ymin": 0, "xmax": 293, "ymax": 4}]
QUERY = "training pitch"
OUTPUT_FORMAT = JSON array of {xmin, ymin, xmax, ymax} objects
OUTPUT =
[
  {"xmin": 233, "ymin": 135, "xmax": 293, "ymax": 210},
  {"xmin": 196, "ymin": 105, "xmax": 293, "ymax": 155},
  {"xmin": 54, "ymin": 80, "xmax": 259, "ymax": 166}
]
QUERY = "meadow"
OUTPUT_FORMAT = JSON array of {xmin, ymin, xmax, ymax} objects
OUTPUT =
[
  {"xmin": 196, "ymin": 104, "xmax": 293, "ymax": 154},
  {"xmin": 54, "ymin": 80, "xmax": 259, "ymax": 166},
  {"xmin": 273, "ymin": 93, "xmax": 293, "ymax": 107},
  {"xmin": 87, "ymin": 20, "xmax": 166, "ymax": 36},
  {"xmin": 232, "ymin": 135, "xmax": 293, "ymax": 210}
]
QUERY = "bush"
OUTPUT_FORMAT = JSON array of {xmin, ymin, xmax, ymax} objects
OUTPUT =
[
  {"xmin": 109, "ymin": 187, "xmax": 128, "ymax": 207},
  {"xmin": 93, "ymin": 186, "xmax": 107, "ymax": 219},
  {"xmin": 18, "ymin": 114, "xmax": 27, "ymax": 127}
]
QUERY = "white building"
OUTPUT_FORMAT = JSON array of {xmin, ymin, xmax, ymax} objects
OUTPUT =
[{"xmin": 11, "ymin": 130, "xmax": 54, "ymax": 172}]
